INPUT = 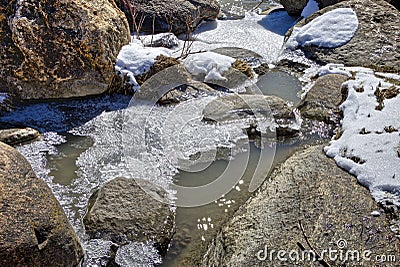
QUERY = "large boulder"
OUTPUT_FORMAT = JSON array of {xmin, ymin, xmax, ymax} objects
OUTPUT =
[
  {"xmin": 293, "ymin": 0, "xmax": 400, "ymax": 72},
  {"xmin": 202, "ymin": 145, "xmax": 400, "ymax": 266},
  {"xmin": 0, "ymin": 0, "xmax": 130, "ymax": 100},
  {"xmin": 115, "ymin": 0, "xmax": 220, "ymax": 35},
  {"xmin": 297, "ymin": 74, "xmax": 349, "ymax": 124},
  {"xmin": 0, "ymin": 142, "xmax": 84, "ymax": 266},
  {"xmin": 83, "ymin": 177, "xmax": 175, "ymax": 255}
]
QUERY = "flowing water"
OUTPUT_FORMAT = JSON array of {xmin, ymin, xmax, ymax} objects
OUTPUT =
[{"xmin": 0, "ymin": 1, "xmax": 329, "ymax": 266}]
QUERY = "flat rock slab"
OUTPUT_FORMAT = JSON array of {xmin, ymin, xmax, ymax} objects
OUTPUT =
[
  {"xmin": 0, "ymin": 127, "xmax": 40, "ymax": 146},
  {"xmin": 203, "ymin": 94, "xmax": 298, "ymax": 137},
  {"xmin": 83, "ymin": 177, "xmax": 175, "ymax": 255},
  {"xmin": 0, "ymin": 142, "xmax": 83, "ymax": 266},
  {"xmin": 202, "ymin": 145, "xmax": 400, "ymax": 266},
  {"xmin": 297, "ymin": 0, "xmax": 400, "ymax": 72}
]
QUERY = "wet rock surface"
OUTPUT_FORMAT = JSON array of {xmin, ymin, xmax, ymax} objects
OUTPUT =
[
  {"xmin": 294, "ymin": 0, "xmax": 400, "ymax": 72},
  {"xmin": 202, "ymin": 145, "xmax": 400, "ymax": 266},
  {"xmin": 0, "ymin": 127, "xmax": 40, "ymax": 146},
  {"xmin": 115, "ymin": 0, "xmax": 220, "ymax": 35},
  {"xmin": 298, "ymin": 74, "xmax": 349, "ymax": 124},
  {"xmin": 0, "ymin": 0, "xmax": 130, "ymax": 100},
  {"xmin": 0, "ymin": 142, "xmax": 84, "ymax": 266},
  {"xmin": 203, "ymin": 94, "xmax": 299, "ymax": 137},
  {"xmin": 158, "ymin": 80, "xmax": 217, "ymax": 105},
  {"xmin": 83, "ymin": 177, "xmax": 175, "ymax": 255},
  {"xmin": 212, "ymin": 47, "xmax": 263, "ymax": 67}
]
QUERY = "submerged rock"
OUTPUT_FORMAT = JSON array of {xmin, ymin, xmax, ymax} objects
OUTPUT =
[
  {"xmin": 293, "ymin": 0, "xmax": 400, "ymax": 72},
  {"xmin": 0, "ymin": 142, "xmax": 83, "ymax": 266},
  {"xmin": 212, "ymin": 47, "xmax": 263, "ymax": 67},
  {"xmin": 203, "ymin": 94, "xmax": 299, "ymax": 137},
  {"xmin": 0, "ymin": 0, "xmax": 130, "ymax": 100},
  {"xmin": 298, "ymin": 74, "xmax": 349, "ymax": 124},
  {"xmin": 83, "ymin": 177, "xmax": 175, "ymax": 255},
  {"xmin": 0, "ymin": 127, "xmax": 40, "ymax": 146},
  {"xmin": 202, "ymin": 145, "xmax": 400, "ymax": 266},
  {"xmin": 158, "ymin": 80, "xmax": 217, "ymax": 105},
  {"xmin": 115, "ymin": 0, "xmax": 220, "ymax": 35}
]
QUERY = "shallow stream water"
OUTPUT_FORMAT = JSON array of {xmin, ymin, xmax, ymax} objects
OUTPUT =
[{"xmin": 0, "ymin": 1, "xmax": 329, "ymax": 266}]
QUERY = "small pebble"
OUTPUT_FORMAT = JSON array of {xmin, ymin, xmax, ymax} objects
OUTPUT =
[{"xmin": 371, "ymin": 210, "xmax": 381, "ymax": 217}]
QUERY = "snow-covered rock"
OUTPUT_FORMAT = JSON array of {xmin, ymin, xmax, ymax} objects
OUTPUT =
[
  {"xmin": 288, "ymin": 8, "xmax": 358, "ymax": 49},
  {"xmin": 115, "ymin": 39, "xmax": 173, "ymax": 90},
  {"xmin": 287, "ymin": 0, "xmax": 400, "ymax": 73},
  {"xmin": 322, "ymin": 65, "xmax": 400, "ymax": 206},
  {"xmin": 184, "ymin": 52, "xmax": 236, "ymax": 82}
]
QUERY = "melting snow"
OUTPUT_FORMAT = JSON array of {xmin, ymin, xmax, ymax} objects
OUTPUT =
[
  {"xmin": 288, "ymin": 8, "xmax": 358, "ymax": 48},
  {"xmin": 115, "ymin": 39, "xmax": 172, "ymax": 90},
  {"xmin": 320, "ymin": 65, "xmax": 400, "ymax": 206},
  {"xmin": 184, "ymin": 52, "xmax": 236, "ymax": 81}
]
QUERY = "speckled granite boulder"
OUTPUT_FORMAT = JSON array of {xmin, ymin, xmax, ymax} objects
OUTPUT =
[
  {"xmin": 0, "ymin": 0, "xmax": 130, "ymax": 100},
  {"xmin": 202, "ymin": 145, "xmax": 400, "ymax": 266},
  {"xmin": 0, "ymin": 142, "xmax": 83, "ymax": 266}
]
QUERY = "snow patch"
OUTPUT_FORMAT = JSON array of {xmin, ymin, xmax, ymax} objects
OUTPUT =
[
  {"xmin": 322, "ymin": 65, "xmax": 400, "ymax": 206},
  {"xmin": 184, "ymin": 52, "xmax": 236, "ymax": 82},
  {"xmin": 115, "ymin": 39, "xmax": 173, "ymax": 90},
  {"xmin": 288, "ymin": 8, "xmax": 358, "ymax": 48}
]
